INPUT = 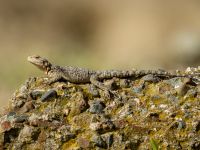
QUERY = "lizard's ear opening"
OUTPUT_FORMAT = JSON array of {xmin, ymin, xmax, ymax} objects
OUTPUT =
[
  {"xmin": 43, "ymin": 61, "xmax": 52, "ymax": 72},
  {"xmin": 34, "ymin": 55, "xmax": 40, "ymax": 59}
]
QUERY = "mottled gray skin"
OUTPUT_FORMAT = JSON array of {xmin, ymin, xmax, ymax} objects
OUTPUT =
[{"xmin": 27, "ymin": 55, "xmax": 198, "ymax": 91}]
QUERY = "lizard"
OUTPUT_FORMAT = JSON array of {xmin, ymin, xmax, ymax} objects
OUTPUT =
[{"xmin": 27, "ymin": 55, "xmax": 199, "ymax": 93}]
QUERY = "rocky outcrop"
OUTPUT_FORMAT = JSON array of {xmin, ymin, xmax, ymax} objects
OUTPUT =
[{"xmin": 0, "ymin": 67, "xmax": 200, "ymax": 149}]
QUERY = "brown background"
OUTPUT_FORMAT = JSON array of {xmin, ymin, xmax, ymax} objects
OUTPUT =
[{"xmin": 0, "ymin": 1, "xmax": 200, "ymax": 106}]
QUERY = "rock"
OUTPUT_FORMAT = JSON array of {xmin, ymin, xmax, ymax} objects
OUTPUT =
[
  {"xmin": 89, "ymin": 100, "xmax": 105, "ymax": 114},
  {"xmin": 13, "ymin": 100, "xmax": 25, "ymax": 108},
  {"xmin": 185, "ymin": 89, "xmax": 197, "ymax": 98},
  {"xmin": 164, "ymin": 77, "xmax": 190, "ymax": 95},
  {"xmin": 131, "ymin": 82, "xmax": 144, "ymax": 95},
  {"xmin": 177, "ymin": 119, "xmax": 186, "ymax": 129},
  {"xmin": 124, "ymin": 140, "xmax": 139, "ymax": 150},
  {"xmin": 0, "ymin": 121, "xmax": 11, "ymax": 133},
  {"xmin": 30, "ymin": 89, "xmax": 45, "ymax": 100},
  {"xmin": 78, "ymin": 137, "xmax": 91, "ymax": 149},
  {"xmin": 90, "ymin": 120, "xmax": 115, "ymax": 133},
  {"xmin": 28, "ymin": 113, "xmax": 40, "ymax": 126},
  {"xmin": 44, "ymin": 138, "xmax": 60, "ymax": 150},
  {"xmin": 91, "ymin": 135, "xmax": 107, "ymax": 148},
  {"xmin": 40, "ymin": 89, "xmax": 57, "ymax": 102},
  {"xmin": 101, "ymin": 133, "xmax": 114, "ymax": 148},
  {"xmin": 1, "ymin": 66, "xmax": 200, "ymax": 149},
  {"xmin": 69, "ymin": 92, "xmax": 89, "ymax": 117},
  {"xmin": 7, "ymin": 112, "xmax": 16, "ymax": 121},
  {"xmin": 192, "ymin": 120, "xmax": 200, "ymax": 132},
  {"xmin": 18, "ymin": 125, "xmax": 40, "ymax": 143},
  {"xmin": 3, "ymin": 128, "xmax": 20, "ymax": 146},
  {"xmin": 57, "ymin": 125, "xmax": 75, "ymax": 142},
  {"xmin": 117, "ymin": 103, "xmax": 133, "ymax": 118},
  {"xmin": 88, "ymin": 85, "xmax": 99, "ymax": 97},
  {"xmin": 19, "ymin": 101, "xmax": 35, "ymax": 113},
  {"xmin": 120, "ymin": 79, "xmax": 130, "ymax": 88},
  {"xmin": 141, "ymin": 74, "xmax": 160, "ymax": 83},
  {"xmin": 190, "ymin": 138, "xmax": 200, "ymax": 149},
  {"xmin": 104, "ymin": 79, "xmax": 118, "ymax": 90},
  {"xmin": 13, "ymin": 115, "xmax": 28, "ymax": 123}
]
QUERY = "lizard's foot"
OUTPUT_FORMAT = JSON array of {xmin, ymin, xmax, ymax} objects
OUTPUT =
[
  {"xmin": 102, "ymin": 90, "xmax": 111, "ymax": 99},
  {"xmin": 43, "ymin": 80, "xmax": 52, "ymax": 85},
  {"xmin": 110, "ymin": 90, "xmax": 121, "ymax": 100},
  {"xmin": 44, "ymin": 76, "xmax": 62, "ymax": 85},
  {"xmin": 37, "ymin": 78, "xmax": 52, "ymax": 88},
  {"xmin": 103, "ymin": 89, "xmax": 121, "ymax": 100}
]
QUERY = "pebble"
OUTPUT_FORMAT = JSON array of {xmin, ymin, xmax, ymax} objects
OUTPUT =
[
  {"xmin": 13, "ymin": 115, "xmax": 28, "ymax": 123},
  {"xmin": 78, "ymin": 137, "xmax": 91, "ymax": 149},
  {"xmin": 91, "ymin": 135, "xmax": 107, "ymax": 148},
  {"xmin": 0, "ymin": 121, "xmax": 11, "ymax": 133},
  {"xmin": 117, "ymin": 104, "xmax": 133, "ymax": 118},
  {"xmin": 104, "ymin": 79, "xmax": 118, "ymax": 90},
  {"xmin": 132, "ymin": 84, "xmax": 144, "ymax": 95},
  {"xmin": 190, "ymin": 138, "xmax": 200, "ymax": 149},
  {"xmin": 19, "ymin": 101, "xmax": 35, "ymax": 113},
  {"xmin": 30, "ymin": 89, "xmax": 45, "ymax": 100},
  {"xmin": 141, "ymin": 74, "xmax": 160, "ymax": 83},
  {"xmin": 69, "ymin": 93, "xmax": 88, "ymax": 116},
  {"xmin": 120, "ymin": 79, "xmax": 130, "ymax": 88},
  {"xmin": 177, "ymin": 119, "xmax": 186, "ymax": 129},
  {"xmin": 90, "ymin": 120, "xmax": 115, "ymax": 133},
  {"xmin": 89, "ymin": 100, "xmax": 105, "ymax": 114},
  {"xmin": 18, "ymin": 125, "xmax": 39, "ymax": 143},
  {"xmin": 89, "ymin": 85, "xmax": 99, "ymax": 97},
  {"xmin": 185, "ymin": 89, "xmax": 197, "ymax": 98},
  {"xmin": 15, "ymin": 100, "xmax": 25, "ymax": 108},
  {"xmin": 164, "ymin": 77, "xmax": 190, "ymax": 95},
  {"xmin": 101, "ymin": 133, "xmax": 114, "ymax": 148},
  {"xmin": 7, "ymin": 112, "xmax": 16, "ymax": 121},
  {"xmin": 192, "ymin": 120, "xmax": 200, "ymax": 132},
  {"xmin": 40, "ymin": 89, "xmax": 57, "ymax": 102}
]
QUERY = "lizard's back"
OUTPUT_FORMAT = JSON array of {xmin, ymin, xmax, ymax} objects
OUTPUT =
[{"xmin": 62, "ymin": 66, "xmax": 95, "ymax": 83}]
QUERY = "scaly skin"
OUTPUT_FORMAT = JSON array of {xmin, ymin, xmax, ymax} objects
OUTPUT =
[{"xmin": 27, "ymin": 55, "xmax": 199, "ymax": 92}]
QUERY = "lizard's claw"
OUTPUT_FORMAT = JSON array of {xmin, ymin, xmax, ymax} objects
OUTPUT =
[
  {"xmin": 42, "ymin": 78, "xmax": 55, "ymax": 86},
  {"xmin": 105, "ymin": 90, "xmax": 121, "ymax": 100},
  {"xmin": 103, "ymin": 90, "xmax": 112, "ymax": 99},
  {"xmin": 43, "ymin": 80, "xmax": 51, "ymax": 85},
  {"xmin": 110, "ymin": 90, "xmax": 121, "ymax": 100}
]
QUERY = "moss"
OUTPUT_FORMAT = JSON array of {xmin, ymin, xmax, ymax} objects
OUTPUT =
[{"xmin": 1, "ymin": 68, "xmax": 200, "ymax": 149}]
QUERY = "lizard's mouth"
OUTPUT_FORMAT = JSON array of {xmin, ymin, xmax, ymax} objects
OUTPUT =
[
  {"xmin": 32, "ymin": 63, "xmax": 45, "ymax": 71},
  {"xmin": 27, "ymin": 55, "xmax": 47, "ymax": 71}
]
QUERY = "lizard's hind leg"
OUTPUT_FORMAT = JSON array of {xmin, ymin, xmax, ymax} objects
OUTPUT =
[
  {"xmin": 46, "ymin": 74, "xmax": 63, "ymax": 85},
  {"xmin": 90, "ymin": 75, "xmax": 119, "ymax": 98},
  {"xmin": 90, "ymin": 75, "xmax": 109, "ymax": 91}
]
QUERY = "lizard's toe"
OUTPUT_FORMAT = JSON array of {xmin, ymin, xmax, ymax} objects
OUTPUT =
[{"xmin": 104, "ymin": 90, "xmax": 121, "ymax": 100}]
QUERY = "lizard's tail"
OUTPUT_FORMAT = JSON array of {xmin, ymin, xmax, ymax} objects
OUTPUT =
[{"xmin": 96, "ymin": 69, "xmax": 199, "ymax": 79}]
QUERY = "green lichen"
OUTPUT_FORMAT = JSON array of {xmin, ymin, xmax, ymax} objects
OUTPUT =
[
  {"xmin": 150, "ymin": 138, "xmax": 159, "ymax": 150},
  {"xmin": 1, "ymin": 70, "xmax": 200, "ymax": 149}
]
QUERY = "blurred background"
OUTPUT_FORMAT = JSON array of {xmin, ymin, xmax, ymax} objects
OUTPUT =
[{"xmin": 0, "ymin": 0, "xmax": 200, "ymax": 106}]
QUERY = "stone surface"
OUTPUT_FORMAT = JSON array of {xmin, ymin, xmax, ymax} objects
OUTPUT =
[
  {"xmin": 1, "ymin": 67, "xmax": 200, "ymax": 149},
  {"xmin": 40, "ymin": 89, "xmax": 57, "ymax": 102}
]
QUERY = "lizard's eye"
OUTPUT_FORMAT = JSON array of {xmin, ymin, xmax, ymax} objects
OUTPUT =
[{"xmin": 35, "ymin": 56, "xmax": 40, "ymax": 59}]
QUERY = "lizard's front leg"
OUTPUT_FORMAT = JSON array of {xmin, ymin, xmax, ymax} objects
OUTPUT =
[{"xmin": 46, "ymin": 74, "xmax": 63, "ymax": 85}]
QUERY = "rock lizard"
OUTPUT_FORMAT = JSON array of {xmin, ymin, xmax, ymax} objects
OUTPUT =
[{"xmin": 27, "ymin": 55, "xmax": 199, "ymax": 92}]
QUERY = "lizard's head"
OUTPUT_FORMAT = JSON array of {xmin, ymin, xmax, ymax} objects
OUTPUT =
[{"xmin": 27, "ymin": 55, "xmax": 52, "ymax": 74}]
